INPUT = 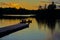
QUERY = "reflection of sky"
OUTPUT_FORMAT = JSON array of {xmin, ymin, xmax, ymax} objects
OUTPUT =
[
  {"xmin": 0, "ymin": 18, "xmax": 60, "ymax": 40},
  {"xmin": 0, "ymin": 18, "xmax": 49, "ymax": 40},
  {"xmin": 1, "ymin": 29, "xmax": 47, "ymax": 40}
]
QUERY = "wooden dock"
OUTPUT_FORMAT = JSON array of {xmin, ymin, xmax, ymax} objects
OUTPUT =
[{"xmin": 0, "ymin": 23, "xmax": 29, "ymax": 38}]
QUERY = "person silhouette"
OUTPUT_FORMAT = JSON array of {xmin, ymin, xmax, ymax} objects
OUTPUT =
[
  {"xmin": 48, "ymin": 2, "xmax": 56, "ymax": 10},
  {"xmin": 38, "ymin": 6, "xmax": 42, "ymax": 10}
]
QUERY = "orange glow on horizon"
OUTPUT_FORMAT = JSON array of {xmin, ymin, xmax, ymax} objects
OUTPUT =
[
  {"xmin": 0, "ymin": 2, "xmax": 21, "ymax": 9},
  {"xmin": 0, "ymin": 2, "xmax": 50, "ymax": 10}
]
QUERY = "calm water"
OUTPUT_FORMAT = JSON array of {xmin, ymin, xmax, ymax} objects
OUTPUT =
[{"xmin": 0, "ymin": 18, "xmax": 60, "ymax": 40}]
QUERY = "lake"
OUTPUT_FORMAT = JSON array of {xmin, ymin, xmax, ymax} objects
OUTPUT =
[{"xmin": 0, "ymin": 17, "xmax": 60, "ymax": 40}]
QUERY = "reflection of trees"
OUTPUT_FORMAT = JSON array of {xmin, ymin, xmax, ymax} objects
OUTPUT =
[
  {"xmin": 36, "ymin": 18, "xmax": 56, "ymax": 33},
  {"xmin": 46, "ymin": 19, "xmax": 56, "ymax": 33},
  {"xmin": 57, "ymin": 20, "xmax": 60, "ymax": 28},
  {"xmin": 36, "ymin": 19, "xmax": 47, "ymax": 30}
]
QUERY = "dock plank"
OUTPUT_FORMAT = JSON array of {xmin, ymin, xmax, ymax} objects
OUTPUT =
[{"xmin": 0, "ymin": 23, "xmax": 29, "ymax": 38}]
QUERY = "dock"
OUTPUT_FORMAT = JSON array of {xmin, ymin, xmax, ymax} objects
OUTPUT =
[{"xmin": 0, "ymin": 23, "xmax": 29, "ymax": 38}]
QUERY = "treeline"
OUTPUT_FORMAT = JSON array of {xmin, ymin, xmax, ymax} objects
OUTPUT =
[
  {"xmin": 0, "ymin": 8, "xmax": 37, "ymax": 15},
  {"xmin": 0, "ymin": 7, "xmax": 60, "ymax": 19},
  {"xmin": 36, "ymin": 9, "xmax": 60, "ymax": 19}
]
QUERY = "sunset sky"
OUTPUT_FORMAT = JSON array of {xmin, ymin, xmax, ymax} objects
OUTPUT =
[{"xmin": 0, "ymin": 0, "xmax": 60, "ymax": 10}]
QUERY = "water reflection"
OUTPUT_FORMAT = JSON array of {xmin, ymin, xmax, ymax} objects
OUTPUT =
[
  {"xmin": 36, "ymin": 18, "xmax": 60, "ymax": 40},
  {"xmin": 36, "ymin": 19, "xmax": 56, "ymax": 33},
  {"xmin": 0, "ymin": 18, "xmax": 60, "ymax": 40},
  {"xmin": 46, "ymin": 19, "xmax": 56, "ymax": 33}
]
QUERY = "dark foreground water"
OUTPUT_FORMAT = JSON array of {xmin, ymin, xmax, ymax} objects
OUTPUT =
[{"xmin": 0, "ymin": 18, "xmax": 60, "ymax": 40}]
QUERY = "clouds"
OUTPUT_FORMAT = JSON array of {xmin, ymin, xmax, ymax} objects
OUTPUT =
[
  {"xmin": 0, "ymin": 0, "xmax": 39, "ymax": 9},
  {"xmin": 0, "ymin": 0, "xmax": 19, "ymax": 2},
  {"xmin": 0, "ymin": 0, "xmax": 60, "ymax": 9},
  {"xmin": 0, "ymin": 2, "xmax": 20, "ymax": 9},
  {"xmin": 0, "ymin": 0, "xmax": 59, "ymax": 3}
]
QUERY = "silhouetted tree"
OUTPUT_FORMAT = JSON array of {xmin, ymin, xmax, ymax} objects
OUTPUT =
[
  {"xmin": 44, "ymin": 4, "xmax": 47, "ymax": 9},
  {"xmin": 38, "ymin": 6, "xmax": 42, "ymax": 10},
  {"xmin": 48, "ymin": 2, "xmax": 56, "ymax": 10}
]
